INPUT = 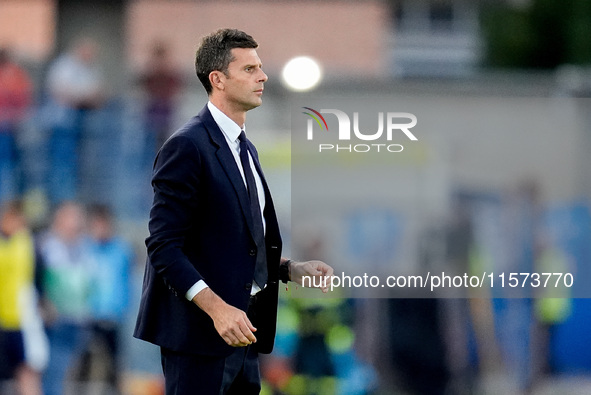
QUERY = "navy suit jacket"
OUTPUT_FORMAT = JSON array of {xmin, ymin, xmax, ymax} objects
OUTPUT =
[{"xmin": 134, "ymin": 105, "xmax": 282, "ymax": 356}]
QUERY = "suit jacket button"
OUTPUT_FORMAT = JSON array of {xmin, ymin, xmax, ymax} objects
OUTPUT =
[
  {"xmin": 249, "ymin": 249, "xmax": 256, "ymax": 256},
  {"xmin": 245, "ymin": 282, "xmax": 252, "ymax": 290}
]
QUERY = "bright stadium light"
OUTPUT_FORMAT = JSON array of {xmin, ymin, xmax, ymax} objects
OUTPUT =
[{"xmin": 281, "ymin": 56, "xmax": 322, "ymax": 92}]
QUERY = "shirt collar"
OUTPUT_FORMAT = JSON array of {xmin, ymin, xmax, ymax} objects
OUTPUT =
[{"xmin": 207, "ymin": 101, "xmax": 244, "ymax": 143}]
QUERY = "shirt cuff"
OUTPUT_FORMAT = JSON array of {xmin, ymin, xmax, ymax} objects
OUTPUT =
[{"xmin": 185, "ymin": 280, "xmax": 209, "ymax": 301}]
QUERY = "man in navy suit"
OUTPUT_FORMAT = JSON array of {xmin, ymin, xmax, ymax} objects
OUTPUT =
[{"xmin": 134, "ymin": 28, "xmax": 333, "ymax": 394}]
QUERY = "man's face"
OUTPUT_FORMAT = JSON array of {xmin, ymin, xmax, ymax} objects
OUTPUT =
[
  {"xmin": 221, "ymin": 48, "xmax": 268, "ymax": 112},
  {"xmin": 0, "ymin": 211, "xmax": 25, "ymax": 236},
  {"xmin": 90, "ymin": 217, "xmax": 112, "ymax": 241},
  {"xmin": 76, "ymin": 41, "xmax": 98, "ymax": 65},
  {"xmin": 53, "ymin": 204, "xmax": 85, "ymax": 242}
]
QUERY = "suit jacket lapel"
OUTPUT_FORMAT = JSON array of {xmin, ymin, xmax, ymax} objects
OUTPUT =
[{"xmin": 198, "ymin": 106, "xmax": 256, "ymax": 235}]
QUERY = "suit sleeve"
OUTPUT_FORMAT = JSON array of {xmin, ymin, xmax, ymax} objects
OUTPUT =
[{"xmin": 145, "ymin": 134, "xmax": 204, "ymax": 296}]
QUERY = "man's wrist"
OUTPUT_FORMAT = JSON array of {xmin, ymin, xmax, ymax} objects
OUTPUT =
[
  {"xmin": 192, "ymin": 287, "xmax": 224, "ymax": 317},
  {"xmin": 185, "ymin": 280, "xmax": 209, "ymax": 301},
  {"xmin": 280, "ymin": 259, "xmax": 292, "ymax": 283}
]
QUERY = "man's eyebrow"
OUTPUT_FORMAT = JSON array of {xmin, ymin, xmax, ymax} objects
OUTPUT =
[{"xmin": 244, "ymin": 62, "xmax": 263, "ymax": 68}]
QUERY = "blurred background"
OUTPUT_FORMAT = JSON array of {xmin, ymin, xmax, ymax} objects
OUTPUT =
[{"xmin": 1, "ymin": 0, "xmax": 591, "ymax": 394}]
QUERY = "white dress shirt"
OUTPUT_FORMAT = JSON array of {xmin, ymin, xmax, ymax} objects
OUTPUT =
[{"xmin": 185, "ymin": 102, "xmax": 266, "ymax": 301}]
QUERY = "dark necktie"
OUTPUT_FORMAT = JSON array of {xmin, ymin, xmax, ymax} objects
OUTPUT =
[{"xmin": 238, "ymin": 131, "xmax": 267, "ymax": 289}]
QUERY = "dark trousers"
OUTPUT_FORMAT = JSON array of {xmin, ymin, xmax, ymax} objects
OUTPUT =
[
  {"xmin": 161, "ymin": 295, "xmax": 261, "ymax": 394},
  {"xmin": 160, "ymin": 344, "xmax": 260, "ymax": 395}
]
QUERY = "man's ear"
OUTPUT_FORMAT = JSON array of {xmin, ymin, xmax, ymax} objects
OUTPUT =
[{"xmin": 209, "ymin": 71, "xmax": 224, "ymax": 91}]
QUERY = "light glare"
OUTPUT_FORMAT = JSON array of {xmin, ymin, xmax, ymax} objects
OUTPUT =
[{"xmin": 282, "ymin": 56, "xmax": 322, "ymax": 92}]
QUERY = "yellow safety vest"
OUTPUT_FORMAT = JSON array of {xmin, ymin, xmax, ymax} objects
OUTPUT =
[{"xmin": 0, "ymin": 230, "xmax": 35, "ymax": 330}]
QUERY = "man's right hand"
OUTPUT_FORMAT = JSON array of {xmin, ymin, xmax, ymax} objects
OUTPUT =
[{"xmin": 192, "ymin": 287, "xmax": 257, "ymax": 347}]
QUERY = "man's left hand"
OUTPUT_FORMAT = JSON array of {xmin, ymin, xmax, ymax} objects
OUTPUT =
[{"xmin": 290, "ymin": 260, "xmax": 334, "ymax": 293}]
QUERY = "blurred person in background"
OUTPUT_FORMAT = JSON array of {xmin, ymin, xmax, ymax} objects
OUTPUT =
[
  {"xmin": 0, "ymin": 48, "xmax": 33, "ymax": 202},
  {"xmin": 39, "ymin": 201, "xmax": 93, "ymax": 395},
  {"xmin": 43, "ymin": 38, "xmax": 105, "ymax": 204},
  {"xmin": 0, "ymin": 201, "xmax": 48, "ymax": 395},
  {"xmin": 492, "ymin": 181, "xmax": 543, "ymax": 393},
  {"xmin": 79, "ymin": 203, "xmax": 132, "ymax": 394},
  {"xmin": 139, "ymin": 41, "xmax": 182, "ymax": 160}
]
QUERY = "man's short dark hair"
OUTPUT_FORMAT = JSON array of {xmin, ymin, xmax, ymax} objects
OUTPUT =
[
  {"xmin": 87, "ymin": 203, "xmax": 113, "ymax": 222},
  {"xmin": 195, "ymin": 28, "xmax": 258, "ymax": 94}
]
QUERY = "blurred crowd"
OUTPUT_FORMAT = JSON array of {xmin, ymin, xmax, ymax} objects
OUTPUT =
[
  {"xmin": 0, "ymin": 39, "xmax": 177, "ymax": 393},
  {"xmin": 0, "ymin": 200, "xmax": 133, "ymax": 395},
  {"xmin": 0, "ymin": 38, "xmax": 182, "ymax": 211}
]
